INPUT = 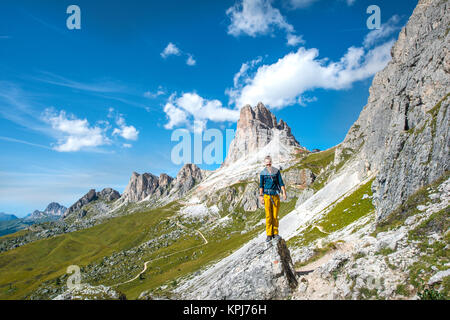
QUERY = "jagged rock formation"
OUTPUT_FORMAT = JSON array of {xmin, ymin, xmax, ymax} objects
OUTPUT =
[
  {"xmin": 64, "ymin": 188, "xmax": 120, "ymax": 217},
  {"xmin": 175, "ymin": 237, "xmax": 298, "ymax": 299},
  {"xmin": 335, "ymin": 0, "xmax": 450, "ymax": 221},
  {"xmin": 169, "ymin": 164, "xmax": 203, "ymax": 199},
  {"xmin": 282, "ymin": 168, "xmax": 315, "ymax": 188},
  {"xmin": 121, "ymin": 172, "xmax": 172, "ymax": 203},
  {"xmin": 223, "ymin": 102, "xmax": 303, "ymax": 167},
  {"xmin": 119, "ymin": 164, "xmax": 204, "ymax": 204}
]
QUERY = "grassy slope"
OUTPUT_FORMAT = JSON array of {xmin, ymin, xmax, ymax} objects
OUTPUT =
[
  {"xmin": 0, "ymin": 202, "xmax": 182, "ymax": 299},
  {"xmin": 0, "ymin": 190, "xmax": 298, "ymax": 300},
  {"xmin": 288, "ymin": 178, "xmax": 375, "ymax": 250}
]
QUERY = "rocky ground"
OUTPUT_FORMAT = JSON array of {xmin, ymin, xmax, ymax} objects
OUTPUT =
[{"xmin": 291, "ymin": 175, "xmax": 449, "ymax": 300}]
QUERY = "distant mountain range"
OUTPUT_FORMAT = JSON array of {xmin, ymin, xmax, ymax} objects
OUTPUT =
[
  {"xmin": 0, "ymin": 202, "xmax": 67, "ymax": 237},
  {"xmin": 0, "ymin": 212, "xmax": 18, "ymax": 222},
  {"xmin": 24, "ymin": 202, "xmax": 67, "ymax": 221}
]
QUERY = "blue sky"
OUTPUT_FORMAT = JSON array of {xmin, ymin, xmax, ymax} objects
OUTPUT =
[{"xmin": 0, "ymin": 0, "xmax": 417, "ymax": 217}]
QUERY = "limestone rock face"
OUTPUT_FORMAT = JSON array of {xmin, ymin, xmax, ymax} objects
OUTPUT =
[
  {"xmin": 64, "ymin": 189, "xmax": 97, "ymax": 217},
  {"xmin": 64, "ymin": 188, "xmax": 121, "ymax": 217},
  {"xmin": 121, "ymin": 172, "xmax": 161, "ymax": 203},
  {"xmin": 43, "ymin": 202, "xmax": 67, "ymax": 216},
  {"xmin": 335, "ymin": 0, "xmax": 450, "ymax": 221},
  {"xmin": 176, "ymin": 237, "xmax": 298, "ymax": 299},
  {"xmin": 97, "ymin": 188, "xmax": 121, "ymax": 202},
  {"xmin": 282, "ymin": 168, "xmax": 316, "ymax": 188},
  {"xmin": 119, "ymin": 164, "xmax": 204, "ymax": 203},
  {"xmin": 169, "ymin": 164, "xmax": 203, "ymax": 198},
  {"xmin": 223, "ymin": 102, "xmax": 302, "ymax": 166}
]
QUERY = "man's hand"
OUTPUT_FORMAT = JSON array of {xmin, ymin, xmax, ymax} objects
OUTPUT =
[
  {"xmin": 259, "ymin": 195, "xmax": 264, "ymax": 205},
  {"xmin": 281, "ymin": 186, "xmax": 287, "ymax": 201}
]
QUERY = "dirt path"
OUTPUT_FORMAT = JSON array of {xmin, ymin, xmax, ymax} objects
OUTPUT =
[
  {"xmin": 111, "ymin": 219, "xmax": 208, "ymax": 287},
  {"xmin": 296, "ymin": 241, "xmax": 355, "ymax": 273}
]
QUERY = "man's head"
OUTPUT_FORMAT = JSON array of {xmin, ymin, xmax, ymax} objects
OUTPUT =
[{"xmin": 264, "ymin": 155, "xmax": 272, "ymax": 167}]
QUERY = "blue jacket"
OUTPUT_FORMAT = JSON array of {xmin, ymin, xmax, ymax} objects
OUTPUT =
[{"xmin": 260, "ymin": 167, "xmax": 285, "ymax": 195}]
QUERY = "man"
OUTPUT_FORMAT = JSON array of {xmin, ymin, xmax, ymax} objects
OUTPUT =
[{"xmin": 259, "ymin": 155, "xmax": 287, "ymax": 242}]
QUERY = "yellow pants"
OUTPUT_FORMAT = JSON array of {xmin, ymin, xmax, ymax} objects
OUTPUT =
[{"xmin": 264, "ymin": 194, "xmax": 280, "ymax": 236}]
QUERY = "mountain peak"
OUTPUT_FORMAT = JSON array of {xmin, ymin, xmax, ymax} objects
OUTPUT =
[{"xmin": 223, "ymin": 102, "xmax": 303, "ymax": 167}]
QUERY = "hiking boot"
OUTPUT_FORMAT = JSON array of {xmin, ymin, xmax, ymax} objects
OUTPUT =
[
  {"xmin": 266, "ymin": 235, "xmax": 273, "ymax": 242},
  {"xmin": 273, "ymin": 234, "xmax": 281, "ymax": 240}
]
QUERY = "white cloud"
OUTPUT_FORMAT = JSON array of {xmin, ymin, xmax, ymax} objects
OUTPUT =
[
  {"xmin": 186, "ymin": 55, "xmax": 197, "ymax": 66},
  {"xmin": 161, "ymin": 43, "xmax": 197, "ymax": 66},
  {"xmin": 163, "ymin": 92, "xmax": 240, "ymax": 131},
  {"xmin": 163, "ymin": 100, "xmax": 189, "ymax": 130},
  {"xmin": 363, "ymin": 15, "xmax": 401, "ymax": 48},
  {"xmin": 112, "ymin": 115, "xmax": 139, "ymax": 141},
  {"xmin": 144, "ymin": 86, "xmax": 166, "ymax": 98},
  {"xmin": 227, "ymin": 0, "xmax": 293, "ymax": 36},
  {"xmin": 122, "ymin": 143, "xmax": 132, "ymax": 148},
  {"xmin": 232, "ymin": 56, "xmax": 263, "ymax": 87},
  {"xmin": 42, "ymin": 109, "xmax": 111, "ymax": 152},
  {"xmin": 286, "ymin": 33, "xmax": 305, "ymax": 46},
  {"xmin": 227, "ymin": 39, "xmax": 395, "ymax": 109},
  {"xmin": 161, "ymin": 42, "xmax": 181, "ymax": 58},
  {"xmin": 226, "ymin": 0, "xmax": 303, "ymax": 46}
]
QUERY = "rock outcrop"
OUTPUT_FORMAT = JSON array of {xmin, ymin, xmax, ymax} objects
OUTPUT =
[
  {"xmin": 64, "ymin": 188, "xmax": 120, "ymax": 217},
  {"xmin": 53, "ymin": 284, "xmax": 125, "ymax": 300},
  {"xmin": 169, "ymin": 164, "xmax": 203, "ymax": 199},
  {"xmin": 282, "ymin": 168, "xmax": 316, "ymax": 188},
  {"xmin": 119, "ymin": 164, "xmax": 204, "ymax": 204},
  {"xmin": 120, "ymin": 172, "xmax": 169, "ymax": 203},
  {"xmin": 335, "ymin": 0, "xmax": 450, "ymax": 221},
  {"xmin": 175, "ymin": 237, "xmax": 298, "ymax": 299},
  {"xmin": 223, "ymin": 102, "xmax": 303, "ymax": 167}
]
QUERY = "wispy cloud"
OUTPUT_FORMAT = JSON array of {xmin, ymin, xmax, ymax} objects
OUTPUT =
[
  {"xmin": 161, "ymin": 42, "xmax": 197, "ymax": 66},
  {"xmin": 30, "ymin": 71, "xmax": 127, "ymax": 93},
  {"xmin": 363, "ymin": 15, "xmax": 402, "ymax": 48},
  {"xmin": 227, "ymin": 29, "xmax": 396, "ymax": 109},
  {"xmin": 42, "ymin": 108, "xmax": 112, "ymax": 152},
  {"xmin": 161, "ymin": 42, "xmax": 181, "ymax": 58},
  {"xmin": 23, "ymin": 10, "xmax": 68, "ymax": 36},
  {"xmin": 0, "ymin": 136, "xmax": 52, "ymax": 150},
  {"xmin": 163, "ymin": 92, "xmax": 239, "ymax": 131},
  {"xmin": 226, "ymin": 0, "xmax": 304, "ymax": 46},
  {"xmin": 0, "ymin": 81, "xmax": 53, "ymax": 135},
  {"xmin": 144, "ymin": 86, "xmax": 166, "ymax": 98}
]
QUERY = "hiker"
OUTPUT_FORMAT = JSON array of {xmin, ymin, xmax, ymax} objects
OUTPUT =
[{"xmin": 259, "ymin": 155, "xmax": 287, "ymax": 242}]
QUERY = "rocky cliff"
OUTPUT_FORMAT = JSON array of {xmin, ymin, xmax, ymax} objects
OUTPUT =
[
  {"xmin": 64, "ymin": 188, "xmax": 120, "ymax": 218},
  {"xmin": 174, "ymin": 237, "xmax": 298, "ymax": 299},
  {"xmin": 335, "ymin": 0, "xmax": 450, "ymax": 221},
  {"xmin": 119, "ymin": 163, "xmax": 204, "ymax": 204},
  {"xmin": 223, "ymin": 102, "xmax": 304, "ymax": 167}
]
